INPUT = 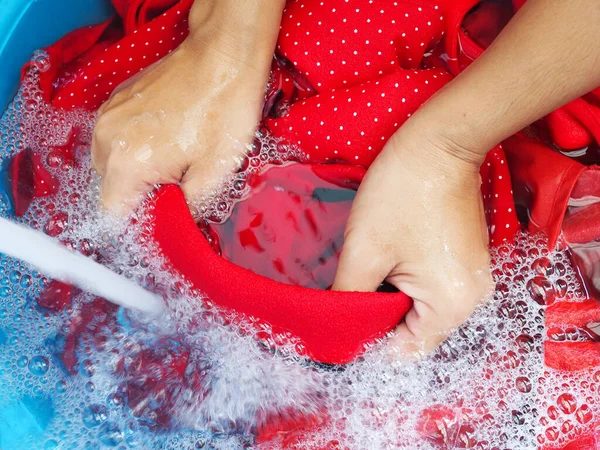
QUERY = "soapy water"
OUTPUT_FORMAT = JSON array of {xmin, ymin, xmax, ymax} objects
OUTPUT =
[
  {"xmin": 203, "ymin": 163, "xmax": 357, "ymax": 290},
  {"xmin": 0, "ymin": 57, "xmax": 599, "ymax": 449},
  {"xmin": 0, "ymin": 217, "xmax": 163, "ymax": 315}
]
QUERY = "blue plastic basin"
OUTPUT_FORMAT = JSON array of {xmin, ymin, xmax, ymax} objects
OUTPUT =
[
  {"xmin": 0, "ymin": 1, "xmax": 112, "ymax": 446},
  {"xmin": 0, "ymin": 0, "xmax": 114, "ymax": 111}
]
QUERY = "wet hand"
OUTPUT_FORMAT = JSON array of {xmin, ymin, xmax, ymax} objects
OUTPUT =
[
  {"xmin": 332, "ymin": 128, "xmax": 494, "ymax": 358},
  {"xmin": 92, "ymin": 1, "xmax": 281, "ymax": 213}
]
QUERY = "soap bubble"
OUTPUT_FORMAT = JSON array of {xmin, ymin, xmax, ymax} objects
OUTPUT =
[
  {"xmin": 0, "ymin": 54, "xmax": 599, "ymax": 450},
  {"xmin": 28, "ymin": 355, "xmax": 50, "ymax": 376},
  {"xmin": 82, "ymin": 404, "xmax": 109, "ymax": 428}
]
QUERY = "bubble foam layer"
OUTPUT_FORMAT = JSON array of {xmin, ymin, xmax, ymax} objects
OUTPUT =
[{"xmin": 0, "ymin": 59, "xmax": 598, "ymax": 450}]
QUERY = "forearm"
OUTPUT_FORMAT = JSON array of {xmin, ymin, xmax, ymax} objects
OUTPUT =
[
  {"xmin": 403, "ymin": 0, "xmax": 600, "ymax": 164},
  {"xmin": 187, "ymin": 0, "xmax": 285, "ymax": 72}
]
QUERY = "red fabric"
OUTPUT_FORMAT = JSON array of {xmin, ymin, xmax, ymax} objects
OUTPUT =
[
  {"xmin": 546, "ymin": 436, "xmax": 600, "ymax": 450},
  {"xmin": 502, "ymin": 132, "xmax": 600, "ymax": 308},
  {"xmin": 6, "ymin": 0, "xmax": 600, "ymax": 446},
  {"xmin": 275, "ymin": 0, "xmax": 453, "ymax": 87},
  {"xmin": 563, "ymin": 169, "xmax": 600, "ymax": 301},
  {"xmin": 569, "ymin": 169, "xmax": 600, "ymax": 202},
  {"xmin": 542, "ymin": 298, "xmax": 600, "ymax": 450},
  {"xmin": 46, "ymin": 0, "xmax": 194, "ymax": 111},
  {"xmin": 461, "ymin": 1, "xmax": 513, "ymax": 50},
  {"xmin": 268, "ymin": 0, "xmax": 480, "ymax": 165},
  {"xmin": 563, "ymin": 203, "xmax": 600, "ymax": 245},
  {"xmin": 268, "ymin": 67, "xmax": 452, "ymax": 167},
  {"xmin": 443, "ymin": 0, "xmax": 482, "ymax": 74},
  {"xmin": 545, "ymin": 107, "xmax": 594, "ymax": 151},
  {"xmin": 502, "ymin": 133, "xmax": 588, "ymax": 250},
  {"xmin": 21, "ymin": 19, "xmax": 114, "ymax": 103},
  {"xmin": 113, "ymin": 336, "xmax": 192, "ymax": 428},
  {"xmin": 479, "ymin": 145, "xmax": 520, "ymax": 244},
  {"xmin": 61, "ymin": 298, "xmax": 118, "ymax": 373},
  {"xmin": 205, "ymin": 164, "xmax": 358, "ymax": 290},
  {"xmin": 152, "ymin": 184, "xmax": 410, "ymax": 364},
  {"xmin": 563, "ymin": 169, "xmax": 600, "ymax": 300},
  {"xmin": 37, "ymin": 280, "xmax": 75, "ymax": 311},
  {"xmin": 8, "ymin": 148, "xmax": 58, "ymax": 216},
  {"xmin": 557, "ymin": 98, "xmax": 600, "ymax": 150},
  {"xmin": 545, "ymin": 300, "xmax": 600, "ymax": 371},
  {"xmin": 8, "ymin": 128, "xmax": 84, "ymax": 216}
]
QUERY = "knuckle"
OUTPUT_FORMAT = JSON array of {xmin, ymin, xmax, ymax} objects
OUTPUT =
[
  {"xmin": 446, "ymin": 297, "xmax": 478, "ymax": 327},
  {"xmin": 104, "ymin": 152, "xmax": 130, "ymax": 177},
  {"xmin": 342, "ymin": 237, "xmax": 373, "ymax": 264},
  {"xmin": 97, "ymin": 102, "xmax": 108, "ymax": 116},
  {"xmin": 342, "ymin": 228, "xmax": 394, "ymax": 274},
  {"xmin": 92, "ymin": 117, "xmax": 112, "ymax": 145},
  {"xmin": 97, "ymin": 98, "xmax": 116, "ymax": 118}
]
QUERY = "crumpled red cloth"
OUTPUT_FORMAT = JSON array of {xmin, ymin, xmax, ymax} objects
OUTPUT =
[
  {"xmin": 6, "ymin": 0, "xmax": 600, "ymax": 446},
  {"xmin": 11, "ymin": 0, "xmax": 521, "ymax": 365},
  {"xmin": 501, "ymin": 132, "xmax": 600, "ymax": 305}
]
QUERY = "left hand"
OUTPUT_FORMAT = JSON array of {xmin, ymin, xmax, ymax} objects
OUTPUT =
[{"xmin": 332, "ymin": 126, "xmax": 494, "ymax": 358}]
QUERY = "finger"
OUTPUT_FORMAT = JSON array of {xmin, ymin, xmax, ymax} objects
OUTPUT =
[
  {"xmin": 332, "ymin": 231, "xmax": 392, "ymax": 292},
  {"xmin": 386, "ymin": 295, "xmax": 480, "ymax": 361},
  {"xmin": 90, "ymin": 110, "xmax": 127, "ymax": 176},
  {"xmin": 99, "ymin": 160, "xmax": 157, "ymax": 215},
  {"xmin": 90, "ymin": 115, "xmax": 112, "ymax": 176},
  {"xmin": 179, "ymin": 164, "xmax": 222, "ymax": 205},
  {"xmin": 179, "ymin": 151, "xmax": 248, "ymax": 205},
  {"xmin": 90, "ymin": 134, "xmax": 106, "ymax": 176},
  {"xmin": 386, "ymin": 308, "xmax": 444, "ymax": 361}
]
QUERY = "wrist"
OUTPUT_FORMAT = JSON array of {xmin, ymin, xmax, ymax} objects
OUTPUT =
[
  {"xmin": 396, "ymin": 98, "xmax": 493, "ymax": 170},
  {"xmin": 384, "ymin": 116, "xmax": 485, "ymax": 188},
  {"xmin": 187, "ymin": 0, "xmax": 284, "ymax": 68}
]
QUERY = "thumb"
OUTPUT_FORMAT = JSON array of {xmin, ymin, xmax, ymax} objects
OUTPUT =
[
  {"xmin": 387, "ymin": 300, "xmax": 475, "ymax": 361},
  {"xmin": 332, "ymin": 231, "xmax": 392, "ymax": 292},
  {"xmin": 179, "ymin": 164, "xmax": 219, "ymax": 205},
  {"xmin": 386, "ymin": 309, "xmax": 443, "ymax": 361},
  {"xmin": 100, "ymin": 164, "xmax": 156, "ymax": 215}
]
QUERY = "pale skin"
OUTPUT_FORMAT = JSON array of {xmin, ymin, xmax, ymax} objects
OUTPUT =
[{"xmin": 92, "ymin": 0, "xmax": 600, "ymax": 358}]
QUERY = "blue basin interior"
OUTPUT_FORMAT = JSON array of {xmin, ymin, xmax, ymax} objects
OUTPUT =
[
  {"xmin": 0, "ymin": 1, "xmax": 112, "ymax": 447},
  {"xmin": 0, "ymin": 0, "xmax": 114, "ymax": 112}
]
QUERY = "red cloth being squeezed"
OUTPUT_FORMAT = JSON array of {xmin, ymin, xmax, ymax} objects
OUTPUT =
[
  {"xmin": 10, "ymin": 0, "xmax": 520, "ymax": 365},
  {"xmin": 7, "ymin": 0, "xmax": 600, "ymax": 446}
]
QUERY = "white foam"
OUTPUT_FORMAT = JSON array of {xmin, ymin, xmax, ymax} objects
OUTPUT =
[
  {"xmin": 0, "ymin": 55, "xmax": 598, "ymax": 450},
  {"xmin": 0, "ymin": 217, "xmax": 163, "ymax": 315}
]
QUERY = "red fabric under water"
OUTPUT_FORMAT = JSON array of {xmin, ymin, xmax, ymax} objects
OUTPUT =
[
  {"xmin": 15, "ymin": 0, "xmax": 524, "ymax": 365},
  {"xmin": 204, "ymin": 164, "xmax": 356, "ymax": 290},
  {"xmin": 7, "ymin": 0, "xmax": 600, "ymax": 447}
]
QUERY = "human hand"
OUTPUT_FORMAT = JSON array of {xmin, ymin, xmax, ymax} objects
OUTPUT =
[
  {"xmin": 332, "ymin": 127, "xmax": 494, "ymax": 358},
  {"xmin": 92, "ymin": 0, "xmax": 282, "ymax": 213}
]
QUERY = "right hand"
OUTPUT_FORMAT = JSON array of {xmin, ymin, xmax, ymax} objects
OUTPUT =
[{"xmin": 333, "ymin": 126, "xmax": 494, "ymax": 358}]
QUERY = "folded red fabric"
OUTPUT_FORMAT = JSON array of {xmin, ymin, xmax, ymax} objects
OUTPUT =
[
  {"xmin": 502, "ymin": 132, "xmax": 600, "ymax": 304},
  {"xmin": 11, "ymin": 0, "xmax": 521, "ymax": 364},
  {"xmin": 503, "ymin": 133, "xmax": 588, "ymax": 249},
  {"xmin": 152, "ymin": 184, "xmax": 412, "ymax": 364},
  {"xmin": 564, "ymin": 169, "xmax": 600, "ymax": 245},
  {"xmin": 7, "ymin": 0, "xmax": 600, "ymax": 447}
]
